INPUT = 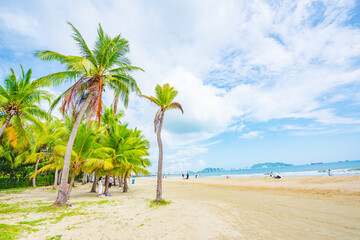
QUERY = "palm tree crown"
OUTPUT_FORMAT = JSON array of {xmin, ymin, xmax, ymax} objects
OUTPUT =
[
  {"xmin": 36, "ymin": 22, "xmax": 142, "ymax": 121},
  {"xmin": 0, "ymin": 65, "xmax": 52, "ymax": 144},
  {"xmin": 141, "ymin": 83, "xmax": 183, "ymax": 132}
]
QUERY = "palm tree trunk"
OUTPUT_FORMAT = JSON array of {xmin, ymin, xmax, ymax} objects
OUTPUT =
[
  {"xmin": 54, "ymin": 92, "xmax": 94, "ymax": 206},
  {"xmin": 113, "ymin": 95, "xmax": 119, "ymax": 116},
  {"xmin": 123, "ymin": 172, "xmax": 129, "ymax": 193},
  {"xmin": 0, "ymin": 113, "xmax": 13, "ymax": 144},
  {"xmin": 91, "ymin": 175, "xmax": 97, "ymax": 192},
  {"xmin": 82, "ymin": 172, "xmax": 87, "ymax": 185},
  {"xmin": 67, "ymin": 168, "xmax": 77, "ymax": 198},
  {"xmin": 58, "ymin": 169, "xmax": 62, "ymax": 185},
  {"xmin": 155, "ymin": 111, "xmax": 165, "ymax": 202},
  {"xmin": 32, "ymin": 153, "xmax": 42, "ymax": 188},
  {"xmin": 53, "ymin": 169, "xmax": 58, "ymax": 190},
  {"xmin": 104, "ymin": 170, "xmax": 111, "ymax": 195},
  {"xmin": 119, "ymin": 174, "xmax": 123, "ymax": 187}
]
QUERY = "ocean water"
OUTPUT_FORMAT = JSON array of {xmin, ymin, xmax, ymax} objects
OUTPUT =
[{"xmin": 163, "ymin": 160, "xmax": 360, "ymax": 178}]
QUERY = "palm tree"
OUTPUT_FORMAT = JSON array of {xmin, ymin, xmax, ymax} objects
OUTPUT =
[
  {"xmin": 26, "ymin": 119, "xmax": 67, "ymax": 187},
  {"xmin": 0, "ymin": 66, "xmax": 52, "ymax": 144},
  {"xmin": 36, "ymin": 23, "xmax": 143, "ymax": 206},
  {"xmin": 0, "ymin": 125, "xmax": 29, "ymax": 178},
  {"xmin": 141, "ymin": 83, "xmax": 183, "ymax": 202}
]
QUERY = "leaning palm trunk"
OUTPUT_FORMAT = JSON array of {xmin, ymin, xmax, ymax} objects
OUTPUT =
[
  {"xmin": 91, "ymin": 175, "xmax": 97, "ymax": 192},
  {"xmin": 54, "ymin": 92, "xmax": 94, "ymax": 206},
  {"xmin": 0, "ymin": 113, "xmax": 13, "ymax": 144},
  {"xmin": 67, "ymin": 168, "xmax": 77, "ymax": 199},
  {"xmin": 104, "ymin": 171, "xmax": 111, "ymax": 195},
  {"xmin": 53, "ymin": 169, "xmax": 58, "ymax": 190},
  {"xmin": 32, "ymin": 156, "xmax": 41, "ymax": 188},
  {"xmin": 58, "ymin": 169, "xmax": 62, "ymax": 185},
  {"xmin": 155, "ymin": 111, "xmax": 165, "ymax": 202},
  {"xmin": 82, "ymin": 172, "xmax": 87, "ymax": 185}
]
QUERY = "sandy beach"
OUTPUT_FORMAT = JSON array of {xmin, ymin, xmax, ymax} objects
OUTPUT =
[{"xmin": 1, "ymin": 176, "xmax": 360, "ymax": 240}]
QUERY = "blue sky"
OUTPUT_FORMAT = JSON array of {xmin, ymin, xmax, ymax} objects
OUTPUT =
[{"xmin": 0, "ymin": 0, "xmax": 360, "ymax": 173}]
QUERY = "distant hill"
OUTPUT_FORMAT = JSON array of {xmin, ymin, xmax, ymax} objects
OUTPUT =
[
  {"xmin": 250, "ymin": 162, "xmax": 293, "ymax": 169},
  {"xmin": 197, "ymin": 167, "xmax": 225, "ymax": 173}
]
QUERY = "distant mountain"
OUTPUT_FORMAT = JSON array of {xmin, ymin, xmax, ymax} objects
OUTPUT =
[
  {"xmin": 197, "ymin": 167, "xmax": 225, "ymax": 173},
  {"xmin": 250, "ymin": 162, "xmax": 293, "ymax": 169}
]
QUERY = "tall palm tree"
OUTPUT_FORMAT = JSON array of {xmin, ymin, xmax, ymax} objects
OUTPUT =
[
  {"xmin": 0, "ymin": 66, "xmax": 52, "ymax": 144},
  {"xmin": 36, "ymin": 22, "xmax": 143, "ymax": 206},
  {"xmin": 141, "ymin": 83, "xmax": 183, "ymax": 202}
]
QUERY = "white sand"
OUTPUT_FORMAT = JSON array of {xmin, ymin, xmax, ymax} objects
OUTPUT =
[{"xmin": 1, "ymin": 176, "xmax": 360, "ymax": 239}]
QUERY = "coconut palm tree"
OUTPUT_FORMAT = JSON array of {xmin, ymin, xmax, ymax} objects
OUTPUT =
[
  {"xmin": 0, "ymin": 66, "xmax": 52, "ymax": 145},
  {"xmin": 141, "ymin": 83, "xmax": 183, "ymax": 202},
  {"xmin": 25, "ymin": 119, "xmax": 67, "ymax": 187},
  {"xmin": 0, "ymin": 125, "xmax": 29, "ymax": 178},
  {"xmin": 36, "ymin": 22, "xmax": 143, "ymax": 206},
  {"xmin": 118, "ymin": 128, "xmax": 150, "ymax": 192}
]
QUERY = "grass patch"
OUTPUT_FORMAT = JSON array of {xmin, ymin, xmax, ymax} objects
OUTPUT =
[
  {"xmin": 0, "ymin": 223, "xmax": 36, "ymax": 240},
  {"xmin": 149, "ymin": 199, "xmax": 171, "ymax": 208},
  {"xmin": 19, "ymin": 218, "xmax": 51, "ymax": 226},
  {"xmin": 0, "ymin": 187, "xmax": 31, "ymax": 193},
  {"xmin": 46, "ymin": 235, "xmax": 62, "ymax": 240},
  {"xmin": 51, "ymin": 210, "xmax": 88, "ymax": 223}
]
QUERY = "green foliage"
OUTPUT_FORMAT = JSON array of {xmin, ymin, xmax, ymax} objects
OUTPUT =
[{"xmin": 0, "ymin": 175, "xmax": 54, "ymax": 189}]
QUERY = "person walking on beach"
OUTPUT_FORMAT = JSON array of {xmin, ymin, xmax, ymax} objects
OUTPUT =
[
  {"xmin": 328, "ymin": 169, "xmax": 332, "ymax": 176},
  {"xmin": 98, "ymin": 177, "xmax": 103, "ymax": 196},
  {"xmin": 182, "ymin": 173, "xmax": 184, "ymax": 179},
  {"xmin": 186, "ymin": 173, "xmax": 189, "ymax": 179}
]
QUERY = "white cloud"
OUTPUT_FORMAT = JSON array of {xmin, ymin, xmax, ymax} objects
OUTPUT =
[
  {"xmin": 239, "ymin": 131, "xmax": 263, "ymax": 139},
  {"xmin": 1, "ymin": 0, "xmax": 360, "ymax": 170}
]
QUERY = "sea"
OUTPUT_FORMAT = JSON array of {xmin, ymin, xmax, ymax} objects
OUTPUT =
[{"xmin": 161, "ymin": 160, "xmax": 360, "ymax": 178}]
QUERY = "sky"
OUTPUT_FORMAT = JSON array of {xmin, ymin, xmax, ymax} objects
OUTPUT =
[{"xmin": 0, "ymin": 0, "xmax": 360, "ymax": 173}]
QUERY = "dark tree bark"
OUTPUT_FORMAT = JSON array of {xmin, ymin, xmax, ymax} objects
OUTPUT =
[
  {"xmin": 91, "ymin": 175, "xmax": 97, "ymax": 192},
  {"xmin": 155, "ymin": 111, "xmax": 165, "ymax": 202},
  {"xmin": 54, "ymin": 92, "xmax": 94, "ymax": 206},
  {"xmin": 103, "ymin": 171, "xmax": 111, "ymax": 195},
  {"xmin": 0, "ymin": 113, "xmax": 12, "ymax": 144}
]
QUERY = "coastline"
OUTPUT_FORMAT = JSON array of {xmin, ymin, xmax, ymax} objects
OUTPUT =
[{"xmin": 3, "ymin": 175, "xmax": 360, "ymax": 239}]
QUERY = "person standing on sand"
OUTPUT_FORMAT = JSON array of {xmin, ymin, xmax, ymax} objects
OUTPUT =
[
  {"xmin": 98, "ymin": 177, "xmax": 103, "ymax": 196},
  {"xmin": 186, "ymin": 173, "xmax": 189, "ymax": 179},
  {"xmin": 328, "ymin": 169, "xmax": 332, "ymax": 176}
]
